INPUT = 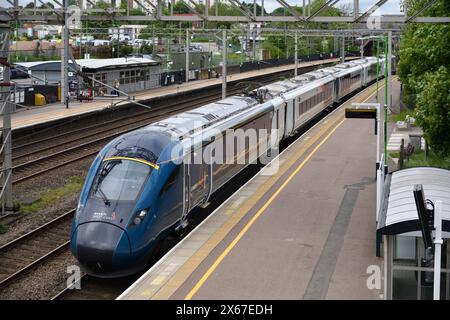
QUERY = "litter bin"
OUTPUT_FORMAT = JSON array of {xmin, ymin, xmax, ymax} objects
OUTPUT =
[
  {"xmin": 409, "ymin": 133, "xmax": 423, "ymax": 151},
  {"xmin": 34, "ymin": 93, "xmax": 46, "ymax": 106}
]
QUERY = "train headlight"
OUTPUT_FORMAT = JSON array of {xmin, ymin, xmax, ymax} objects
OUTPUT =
[{"xmin": 134, "ymin": 209, "xmax": 148, "ymax": 225}]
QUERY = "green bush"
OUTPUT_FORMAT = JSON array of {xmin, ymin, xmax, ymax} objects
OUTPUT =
[{"xmin": 414, "ymin": 66, "xmax": 450, "ymax": 156}]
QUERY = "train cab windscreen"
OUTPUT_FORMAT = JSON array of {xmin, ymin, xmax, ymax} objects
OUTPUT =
[{"xmin": 91, "ymin": 158, "xmax": 152, "ymax": 202}]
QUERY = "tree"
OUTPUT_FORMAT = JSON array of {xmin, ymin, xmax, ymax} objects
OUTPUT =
[
  {"xmin": 397, "ymin": 0, "xmax": 450, "ymax": 155},
  {"xmin": 398, "ymin": 0, "xmax": 450, "ymax": 98},
  {"xmin": 140, "ymin": 43, "xmax": 153, "ymax": 54},
  {"xmin": 172, "ymin": 0, "xmax": 190, "ymax": 14},
  {"xmin": 414, "ymin": 66, "xmax": 450, "ymax": 156},
  {"xmin": 398, "ymin": 23, "xmax": 450, "ymax": 105}
]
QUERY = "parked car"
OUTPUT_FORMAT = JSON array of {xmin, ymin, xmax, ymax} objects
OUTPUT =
[{"xmin": 10, "ymin": 65, "xmax": 30, "ymax": 79}]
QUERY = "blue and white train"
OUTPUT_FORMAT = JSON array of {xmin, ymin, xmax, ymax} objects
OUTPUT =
[{"xmin": 70, "ymin": 56, "xmax": 387, "ymax": 277}]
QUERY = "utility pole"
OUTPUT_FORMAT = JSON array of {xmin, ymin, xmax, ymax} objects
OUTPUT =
[
  {"xmin": 0, "ymin": 27, "xmax": 13, "ymax": 214},
  {"xmin": 62, "ymin": 0, "xmax": 69, "ymax": 108},
  {"xmin": 360, "ymin": 39, "xmax": 364, "ymax": 58},
  {"xmin": 222, "ymin": 29, "xmax": 227, "ymax": 99},
  {"xmin": 185, "ymin": 29, "xmax": 189, "ymax": 83},
  {"xmin": 294, "ymin": 31, "xmax": 298, "ymax": 77},
  {"xmin": 385, "ymin": 31, "xmax": 392, "ymax": 173},
  {"xmin": 383, "ymin": 35, "xmax": 388, "ymax": 173},
  {"xmin": 252, "ymin": 26, "xmax": 256, "ymax": 62}
]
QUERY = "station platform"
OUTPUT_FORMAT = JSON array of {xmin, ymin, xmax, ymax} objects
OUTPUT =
[
  {"xmin": 118, "ymin": 78, "xmax": 400, "ymax": 300},
  {"xmin": 2, "ymin": 57, "xmax": 353, "ymax": 131}
]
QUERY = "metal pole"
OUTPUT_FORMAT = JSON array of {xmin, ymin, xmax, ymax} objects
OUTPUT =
[
  {"xmin": 294, "ymin": 31, "xmax": 298, "ymax": 77},
  {"xmin": 285, "ymin": 27, "xmax": 288, "ymax": 59},
  {"xmin": 252, "ymin": 26, "xmax": 256, "ymax": 62},
  {"xmin": 152, "ymin": 25, "xmax": 155, "ymax": 56},
  {"xmin": 387, "ymin": 30, "xmax": 392, "ymax": 120},
  {"xmin": 0, "ymin": 31, "xmax": 13, "ymax": 213},
  {"xmin": 340, "ymin": 35, "xmax": 345, "ymax": 63},
  {"xmin": 303, "ymin": 0, "xmax": 305, "ymax": 19},
  {"xmin": 433, "ymin": 200, "xmax": 443, "ymax": 300},
  {"xmin": 384, "ymin": 33, "xmax": 390, "ymax": 171},
  {"xmin": 446, "ymin": 238, "xmax": 450, "ymax": 300},
  {"xmin": 353, "ymin": 0, "xmax": 359, "ymax": 19},
  {"xmin": 376, "ymin": 39, "xmax": 380, "ymax": 103},
  {"xmin": 360, "ymin": 39, "xmax": 364, "ymax": 58},
  {"xmin": 383, "ymin": 235, "xmax": 393, "ymax": 300},
  {"xmin": 222, "ymin": 29, "xmax": 227, "ymax": 99},
  {"xmin": 62, "ymin": 0, "xmax": 69, "ymax": 108},
  {"xmin": 376, "ymin": 103, "xmax": 381, "ymax": 222},
  {"xmin": 185, "ymin": 29, "xmax": 189, "ymax": 83}
]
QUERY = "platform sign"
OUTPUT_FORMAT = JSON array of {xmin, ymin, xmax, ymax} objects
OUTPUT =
[
  {"xmin": 345, "ymin": 104, "xmax": 377, "ymax": 119},
  {"xmin": 413, "ymin": 184, "xmax": 434, "ymax": 250}
]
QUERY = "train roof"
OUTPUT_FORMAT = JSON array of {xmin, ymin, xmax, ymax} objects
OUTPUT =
[
  {"xmin": 141, "ymin": 57, "xmax": 381, "ymax": 142},
  {"xmin": 146, "ymin": 96, "xmax": 258, "ymax": 139}
]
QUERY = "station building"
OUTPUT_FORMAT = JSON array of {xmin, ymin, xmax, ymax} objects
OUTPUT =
[{"xmin": 16, "ymin": 57, "xmax": 162, "ymax": 96}]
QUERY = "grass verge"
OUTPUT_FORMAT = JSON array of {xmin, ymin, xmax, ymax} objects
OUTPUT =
[
  {"xmin": 18, "ymin": 176, "xmax": 83, "ymax": 214},
  {"xmin": 390, "ymin": 110, "xmax": 414, "ymax": 123},
  {"xmin": 0, "ymin": 224, "xmax": 7, "ymax": 234},
  {"xmin": 391, "ymin": 150, "xmax": 450, "ymax": 170}
]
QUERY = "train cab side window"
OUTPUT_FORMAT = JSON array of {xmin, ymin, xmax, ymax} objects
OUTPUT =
[{"xmin": 159, "ymin": 166, "xmax": 181, "ymax": 196}]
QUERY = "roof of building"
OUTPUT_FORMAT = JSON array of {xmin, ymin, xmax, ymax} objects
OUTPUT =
[
  {"xmin": 377, "ymin": 167, "xmax": 450, "ymax": 236},
  {"xmin": 15, "ymin": 57, "xmax": 160, "ymax": 72},
  {"xmin": 9, "ymin": 40, "xmax": 63, "ymax": 52},
  {"xmin": 79, "ymin": 57, "xmax": 160, "ymax": 71}
]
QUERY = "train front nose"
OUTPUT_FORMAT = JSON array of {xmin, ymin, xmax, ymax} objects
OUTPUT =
[{"xmin": 72, "ymin": 222, "xmax": 131, "ymax": 276}]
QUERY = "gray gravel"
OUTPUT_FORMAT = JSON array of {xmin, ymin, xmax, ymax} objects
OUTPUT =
[
  {"xmin": 0, "ymin": 156, "xmax": 94, "ymax": 247},
  {"xmin": 0, "ymin": 156, "xmax": 99, "ymax": 300},
  {"xmin": 0, "ymin": 249, "xmax": 78, "ymax": 300}
]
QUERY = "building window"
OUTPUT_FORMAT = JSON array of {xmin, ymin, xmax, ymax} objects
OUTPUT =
[{"xmin": 120, "ymin": 71, "xmax": 125, "ymax": 85}]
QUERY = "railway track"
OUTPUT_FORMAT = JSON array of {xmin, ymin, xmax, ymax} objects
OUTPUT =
[
  {"xmin": 0, "ymin": 209, "xmax": 74, "ymax": 290},
  {"xmin": 10, "ymin": 71, "xmax": 295, "ymax": 185},
  {"xmin": 52, "ymin": 274, "xmax": 141, "ymax": 300}
]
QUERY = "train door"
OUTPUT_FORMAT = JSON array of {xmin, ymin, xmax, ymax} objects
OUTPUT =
[
  {"xmin": 270, "ymin": 108, "xmax": 280, "ymax": 149},
  {"xmin": 285, "ymin": 100, "xmax": 294, "ymax": 137},
  {"xmin": 203, "ymin": 144, "xmax": 213, "ymax": 205},
  {"xmin": 336, "ymin": 77, "xmax": 342, "ymax": 101},
  {"xmin": 182, "ymin": 157, "xmax": 190, "ymax": 221},
  {"xmin": 188, "ymin": 146, "xmax": 209, "ymax": 209}
]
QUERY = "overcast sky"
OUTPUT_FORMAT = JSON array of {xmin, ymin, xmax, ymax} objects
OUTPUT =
[{"xmin": 1, "ymin": 0, "xmax": 403, "ymax": 15}]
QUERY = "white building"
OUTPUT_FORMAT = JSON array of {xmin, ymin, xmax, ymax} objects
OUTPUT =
[{"xmin": 109, "ymin": 25, "xmax": 148, "ymax": 42}]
